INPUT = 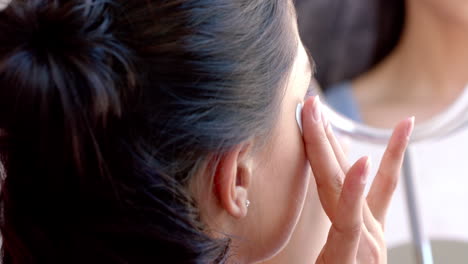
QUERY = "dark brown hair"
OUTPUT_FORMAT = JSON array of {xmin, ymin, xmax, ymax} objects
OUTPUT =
[
  {"xmin": 371, "ymin": 0, "xmax": 405, "ymax": 66},
  {"xmin": 0, "ymin": 0, "xmax": 297, "ymax": 263},
  {"xmin": 295, "ymin": 0, "xmax": 405, "ymax": 89}
]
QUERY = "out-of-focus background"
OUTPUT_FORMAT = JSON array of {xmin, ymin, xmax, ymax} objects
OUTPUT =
[
  {"xmin": 295, "ymin": 0, "xmax": 377, "ymax": 89},
  {"xmin": 295, "ymin": 1, "xmax": 468, "ymax": 263}
]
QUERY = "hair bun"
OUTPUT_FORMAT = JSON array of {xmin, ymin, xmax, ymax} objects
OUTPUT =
[
  {"xmin": 2, "ymin": 1, "xmax": 106, "ymax": 55},
  {"xmin": 0, "ymin": 0, "xmax": 134, "ymax": 122},
  {"xmin": 0, "ymin": 0, "xmax": 133, "ymax": 167}
]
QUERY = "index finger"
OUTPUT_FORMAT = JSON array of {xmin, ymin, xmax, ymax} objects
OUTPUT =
[
  {"xmin": 367, "ymin": 117, "xmax": 414, "ymax": 225},
  {"xmin": 302, "ymin": 96, "xmax": 344, "ymax": 220}
]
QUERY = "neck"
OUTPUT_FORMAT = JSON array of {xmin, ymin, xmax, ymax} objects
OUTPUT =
[{"xmin": 378, "ymin": 1, "xmax": 468, "ymax": 100}]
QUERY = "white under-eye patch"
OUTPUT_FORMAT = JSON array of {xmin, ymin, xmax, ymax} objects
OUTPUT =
[{"xmin": 296, "ymin": 102, "xmax": 303, "ymax": 134}]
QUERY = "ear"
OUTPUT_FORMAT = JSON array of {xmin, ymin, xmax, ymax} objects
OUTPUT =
[{"xmin": 214, "ymin": 143, "xmax": 253, "ymax": 219}]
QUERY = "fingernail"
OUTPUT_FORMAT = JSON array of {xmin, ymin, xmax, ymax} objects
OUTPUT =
[
  {"xmin": 406, "ymin": 116, "xmax": 415, "ymax": 139},
  {"xmin": 361, "ymin": 157, "xmax": 370, "ymax": 184},
  {"xmin": 312, "ymin": 96, "xmax": 321, "ymax": 122}
]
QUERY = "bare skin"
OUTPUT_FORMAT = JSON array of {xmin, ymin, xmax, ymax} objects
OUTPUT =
[
  {"xmin": 263, "ymin": 96, "xmax": 413, "ymax": 264},
  {"xmin": 204, "ymin": 2, "xmax": 415, "ymax": 262},
  {"xmin": 264, "ymin": 1, "xmax": 468, "ymax": 262}
]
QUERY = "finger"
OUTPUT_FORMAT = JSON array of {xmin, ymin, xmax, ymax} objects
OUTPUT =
[
  {"xmin": 322, "ymin": 112, "xmax": 350, "ymax": 172},
  {"xmin": 338, "ymin": 134, "xmax": 351, "ymax": 157},
  {"xmin": 356, "ymin": 226, "xmax": 383, "ymax": 263},
  {"xmin": 359, "ymin": 168, "xmax": 384, "ymax": 236},
  {"xmin": 367, "ymin": 117, "xmax": 414, "ymax": 225},
  {"xmin": 363, "ymin": 203, "xmax": 381, "ymax": 235},
  {"xmin": 319, "ymin": 156, "xmax": 370, "ymax": 264},
  {"xmin": 303, "ymin": 96, "xmax": 345, "ymax": 219}
]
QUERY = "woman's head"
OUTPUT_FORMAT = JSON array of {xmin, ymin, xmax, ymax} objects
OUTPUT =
[{"xmin": 0, "ymin": 0, "xmax": 315, "ymax": 263}]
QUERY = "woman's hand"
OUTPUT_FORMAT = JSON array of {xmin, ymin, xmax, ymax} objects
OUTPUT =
[{"xmin": 302, "ymin": 96, "xmax": 414, "ymax": 264}]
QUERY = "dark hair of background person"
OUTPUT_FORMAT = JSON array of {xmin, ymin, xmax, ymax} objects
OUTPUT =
[
  {"xmin": 294, "ymin": 0, "xmax": 405, "ymax": 90},
  {"xmin": 0, "ymin": 0, "xmax": 297, "ymax": 263},
  {"xmin": 371, "ymin": 0, "xmax": 405, "ymax": 67}
]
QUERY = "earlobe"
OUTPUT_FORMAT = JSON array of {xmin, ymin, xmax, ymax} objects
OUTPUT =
[{"xmin": 214, "ymin": 144, "xmax": 253, "ymax": 219}]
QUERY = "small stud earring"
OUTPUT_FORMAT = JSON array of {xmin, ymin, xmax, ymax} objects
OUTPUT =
[{"xmin": 246, "ymin": 199, "xmax": 250, "ymax": 208}]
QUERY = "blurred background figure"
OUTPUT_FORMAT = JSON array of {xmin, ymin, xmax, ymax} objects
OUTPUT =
[
  {"xmin": 295, "ymin": 0, "xmax": 378, "ymax": 90},
  {"xmin": 295, "ymin": 0, "xmax": 468, "ymax": 263}
]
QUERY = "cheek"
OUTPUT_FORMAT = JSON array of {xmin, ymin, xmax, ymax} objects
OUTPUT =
[{"xmin": 249, "ymin": 117, "xmax": 310, "ymax": 260}]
